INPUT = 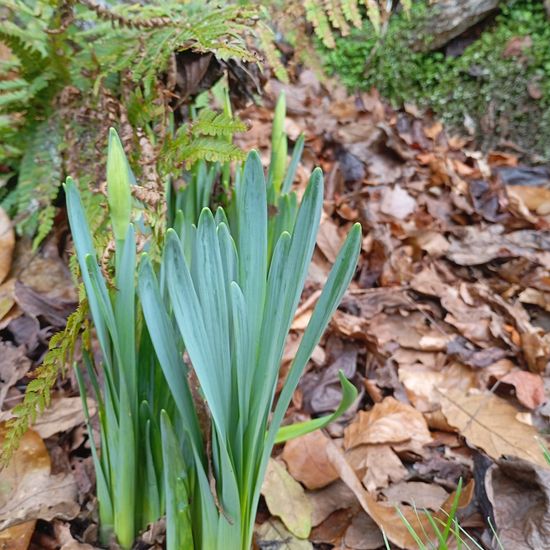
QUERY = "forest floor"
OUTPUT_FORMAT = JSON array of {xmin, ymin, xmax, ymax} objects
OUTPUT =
[{"xmin": 1, "ymin": 68, "xmax": 550, "ymax": 550}]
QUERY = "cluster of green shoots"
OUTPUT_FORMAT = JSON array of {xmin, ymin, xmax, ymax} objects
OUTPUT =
[{"xmin": 66, "ymin": 95, "xmax": 361, "ymax": 549}]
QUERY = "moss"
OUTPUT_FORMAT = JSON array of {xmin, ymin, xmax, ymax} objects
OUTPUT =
[{"xmin": 320, "ymin": 0, "xmax": 550, "ymax": 160}]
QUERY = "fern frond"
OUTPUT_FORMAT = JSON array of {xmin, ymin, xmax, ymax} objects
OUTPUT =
[
  {"xmin": 401, "ymin": 0, "xmax": 412, "ymax": 17},
  {"xmin": 164, "ymin": 135, "xmax": 245, "ymax": 170},
  {"xmin": 340, "ymin": 0, "xmax": 362, "ymax": 27},
  {"xmin": 364, "ymin": 0, "xmax": 382, "ymax": 34},
  {"xmin": 79, "ymin": 2, "xmax": 260, "ymax": 97},
  {"xmin": 182, "ymin": 138, "xmax": 245, "ymax": 166},
  {"xmin": 324, "ymin": 0, "xmax": 350, "ymax": 35},
  {"xmin": 0, "ymin": 296, "xmax": 89, "ymax": 467},
  {"xmin": 191, "ymin": 109, "xmax": 247, "ymax": 138},
  {"xmin": 257, "ymin": 21, "xmax": 289, "ymax": 84},
  {"xmin": 305, "ymin": 0, "xmax": 336, "ymax": 48},
  {"xmin": 5, "ymin": 116, "xmax": 62, "ymax": 242},
  {"xmin": 161, "ymin": 106, "xmax": 246, "ymax": 171},
  {"xmin": 32, "ymin": 204, "xmax": 56, "ymax": 250},
  {"xmin": 300, "ymin": 0, "xmax": 392, "ymax": 48}
]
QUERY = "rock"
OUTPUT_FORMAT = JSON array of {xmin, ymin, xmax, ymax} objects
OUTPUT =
[{"xmin": 410, "ymin": 0, "xmax": 501, "ymax": 52}]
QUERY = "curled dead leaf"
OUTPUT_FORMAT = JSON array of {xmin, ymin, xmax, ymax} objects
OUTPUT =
[
  {"xmin": 344, "ymin": 397, "xmax": 432, "ymax": 454},
  {"xmin": 500, "ymin": 370, "xmax": 545, "ymax": 410}
]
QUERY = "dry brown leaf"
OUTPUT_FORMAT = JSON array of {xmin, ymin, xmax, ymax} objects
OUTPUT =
[
  {"xmin": 291, "ymin": 289, "xmax": 321, "ymax": 331},
  {"xmin": 381, "ymin": 481, "xmax": 448, "ymax": 510},
  {"xmin": 447, "ymin": 226, "xmax": 550, "ymax": 269},
  {"xmin": 309, "ymin": 508, "xmax": 353, "ymax": 546},
  {"xmin": 0, "ymin": 343, "xmax": 31, "ymax": 409},
  {"xmin": 32, "ymin": 397, "xmax": 96, "ymax": 439},
  {"xmin": 317, "ymin": 218, "xmax": 343, "ymax": 263},
  {"xmin": 0, "ymin": 398, "xmax": 96, "ymax": 439},
  {"xmin": 342, "ymin": 511, "xmax": 384, "ymax": 550},
  {"xmin": 0, "ymin": 521, "xmax": 35, "ymax": 550},
  {"xmin": 507, "ymin": 185, "xmax": 550, "ymax": 215},
  {"xmin": 518, "ymin": 288, "xmax": 550, "ymax": 312},
  {"xmin": 485, "ymin": 455, "xmax": 550, "ymax": 549},
  {"xmin": 344, "ymin": 397, "xmax": 432, "ymax": 453},
  {"xmin": 488, "ymin": 151, "xmax": 518, "ymax": 166},
  {"xmin": 380, "ymin": 185, "xmax": 416, "ymax": 220},
  {"xmin": 368, "ymin": 311, "xmax": 449, "ymax": 352},
  {"xmin": 306, "ymin": 480, "xmax": 358, "ymax": 526},
  {"xmin": 326, "ymin": 439, "xmax": 473, "ymax": 550},
  {"xmin": 439, "ymin": 390, "xmax": 548, "ymax": 467},
  {"xmin": 281, "ymin": 431, "xmax": 339, "ymax": 490},
  {"xmin": 411, "ymin": 231, "xmax": 450, "ymax": 256},
  {"xmin": 424, "ymin": 121, "xmax": 443, "ymax": 140},
  {"xmin": 0, "ymin": 278, "xmax": 16, "ymax": 323},
  {"xmin": 261, "ymin": 458, "xmax": 312, "ymax": 539},
  {"xmin": 0, "ymin": 425, "xmax": 79, "ymax": 531},
  {"xmin": 54, "ymin": 521, "xmax": 96, "ymax": 550},
  {"xmin": 255, "ymin": 519, "xmax": 312, "ymax": 550},
  {"xmin": 0, "ymin": 208, "xmax": 14, "ymax": 285},
  {"xmin": 500, "ymin": 370, "xmax": 545, "ymax": 410},
  {"xmin": 346, "ymin": 444, "xmax": 407, "ymax": 492},
  {"xmin": 399, "ymin": 363, "xmax": 476, "ymax": 413}
]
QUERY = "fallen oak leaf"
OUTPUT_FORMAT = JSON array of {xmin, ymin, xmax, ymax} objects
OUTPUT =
[
  {"xmin": 439, "ymin": 390, "xmax": 548, "ymax": 467},
  {"xmin": 399, "ymin": 362, "xmax": 476, "ymax": 413},
  {"xmin": 380, "ymin": 185, "xmax": 416, "ymax": 220},
  {"xmin": 261, "ymin": 458, "xmax": 312, "ymax": 539},
  {"xmin": 309, "ymin": 508, "xmax": 354, "ymax": 546},
  {"xmin": 0, "ymin": 278, "xmax": 16, "ymax": 324}
]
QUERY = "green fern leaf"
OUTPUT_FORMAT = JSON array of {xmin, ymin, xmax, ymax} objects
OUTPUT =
[
  {"xmin": 340, "ymin": 0, "xmax": 362, "ymax": 27},
  {"xmin": 324, "ymin": 0, "xmax": 350, "ymax": 35},
  {"xmin": 0, "ymin": 297, "xmax": 89, "ymax": 467},
  {"xmin": 364, "ymin": 0, "xmax": 382, "ymax": 34},
  {"xmin": 7, "ymin": 116, "xmax": 62, "ymax": 242},
  {"xmin": 191, "ymin": 109, "xmax": 247, "ymax": 138},
  {"xmin": 305, "ymin": 0, "xmax": 336, "ymax": 48}
]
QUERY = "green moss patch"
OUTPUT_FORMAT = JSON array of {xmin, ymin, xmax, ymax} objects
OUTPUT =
[{"xmin": 320, "ymin": 0, "xmax": 550, "ymax": 161}]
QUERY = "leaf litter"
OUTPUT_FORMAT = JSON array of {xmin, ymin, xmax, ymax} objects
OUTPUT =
[
  {"xmin": 238, "ymin": 68, "xmax": 550, "ymax": 548},
  {"xmin": 0, "ymin": 67, "xmax": 549, "ymax": 548}
]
